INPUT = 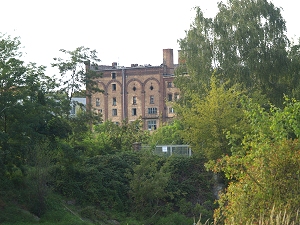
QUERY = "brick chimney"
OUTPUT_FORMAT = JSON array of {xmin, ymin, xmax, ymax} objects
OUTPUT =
[
  {"xmin": 112, "ymin": 62, "xmax": 118, "ymax": 68},
  {"xmin": 163, "ymin": 49, "xmax": 174, "ymax": 74}
]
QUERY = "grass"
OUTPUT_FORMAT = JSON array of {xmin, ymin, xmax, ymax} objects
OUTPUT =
[{"xmin": 194, "ymin": 207, "xmax": 300, "ymax": 225}]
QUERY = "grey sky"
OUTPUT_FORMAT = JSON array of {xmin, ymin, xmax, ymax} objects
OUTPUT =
[{"xmin": 1, "ymin": 0, "xmax": 299, "ymax": 75}]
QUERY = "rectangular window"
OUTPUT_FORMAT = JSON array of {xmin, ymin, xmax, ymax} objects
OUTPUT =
[
  {"xmin": 150, "ymin": 95, "xmax": 154, "ymax": 104},
  {"xmin": 112, "ymin": 83, "xmax": 116, "ymax": 91},
  {"xmin": 167, "ymin": 82, "xmax": 172, "ymax": 88},
  {"xmin": 111, "ymin": 72, "xmax": 116, "ymax": 79},
  {"xmin": 169, "ymin": 107, "xmax": 174, "ymax": 113},
  {"xmin": 96, "ymin": 98, "xmax": 100, "ymax": 106},
  {"xmin": 133, "ymin": 96, "xmax": 137, "ymax": 105},
  {"xmin": 132, "ymin": 108, "xmax": 137, "ymax": 116},
  {"xmin": 168, "ymin": 94, "xmax": 172, "ymax": 101},
  {"xmin": 112, "ymin": 97, "xmax": 117, "ymax": 106},
  {"xmin": 147, "ymin": 120, "xmax": 157, "ymax": 130},
  {"xmin": 112, "ymin": 109, "xmax": 117, "ymax": 116},
  {"xmin": 98, "ymin": 109, "xmax": 102, "ymax": 114},
  {"xmin": 148, "ymin": 107, "xmax": 157, "ymax": 114}
]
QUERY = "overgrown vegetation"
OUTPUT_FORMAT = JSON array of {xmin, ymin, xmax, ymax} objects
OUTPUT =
[{"xmin": 1, "ymin": 0, "xmax": 300, "ymax": 224}]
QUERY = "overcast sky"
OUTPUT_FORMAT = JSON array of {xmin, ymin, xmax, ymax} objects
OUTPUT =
[{"xmin": 1, "ymin": 0, "xmax": 299, "ymax": 75}]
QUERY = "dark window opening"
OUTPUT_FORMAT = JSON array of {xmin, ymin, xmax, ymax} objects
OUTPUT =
[
  {"xmin": 133, "ymin": 96, "xmax": 137, "ymax": 105},
  {"xmin": 96, "ymin": 98, "xmax": 100, "ymax": 106},
  {"xmin": 150, "ymin": 95, "xmax": 154, "ymax": 104},
  {"xmin": 132, "ymin": 108, "xmax": 137, "ymax": 116},
  {"xmin": 112, "ymin": 109, "xmax": 117, "ymax": 116},
  {"xmin": 112, "ymin": 83, "xmax": 116, "ymax": 91}
]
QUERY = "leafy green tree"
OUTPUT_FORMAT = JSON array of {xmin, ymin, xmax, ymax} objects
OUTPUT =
[
  {"xmin": 284, "ymin": 40, "xmax": 300, "ymax": 100},
  {"xmin": 92, "ymin": 119, "xmax": 150, "ymax": 153},
  {"xmin": 148, "ymin": 120, "xmax": 185, "ymax": 146},
  {"xmin": 175, "ymin": 8, "xmax": 214, "ymax": 97},
  {"xmin": 0, "ymin": 34, "xmax": 61, "ymax": 177},
  {"xmin": 128, "ymin": 152, "xmax": 170, "ymax": 216},
  {"xmin": 177, "ymin": 0, "xmax": 294, "ymax": 106},
  {"xmin": 51, "ymin": 151, "xmax": 139, "ymax": 211},
  {"xmin": 52, "ymin": 46, "xmax": 102, "ymax": 115},
  {"xmin": 208, "ymin": 98, "xmax": 300, "ymax": 224},
  {"xmin": 177, "ymin": 76, "xmax": 248, "ymax": 160}
]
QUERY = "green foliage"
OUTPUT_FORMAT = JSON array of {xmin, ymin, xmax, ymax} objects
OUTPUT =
[
  {"xmin": 128, "ymin": 152, "xmax": 171, "ymax": 216},
  {"xmin": 166, "ymin": 155, "xmax": 214, "ymax": 221},
  {"xmin": 52, "ymin": 46, "xmax": 102, "ymax": 102},
  {"xmin": 208, "ymin": 98, "xmax": 300, "ymax": 224},
  {"xmin": 148, "ymin": 120, "xmax": 185, "ymax": 146},
  {"xmin": 128, "ymin": 153, "xmax": 214, "ymax": 221},
  {"xmin": 0, "ymin": 33, "xmax": 68, "ymax": 185},
  {"xmin": 51, "ymin": 152, "xmax": 139, "ymax": 211},
  {"xmin": 92, "ymin": 119, "xmax": 150, "ymax": 153},
  {"xmin": 177, "ymin": 76, "xmax": 248, "ymax": 160},
  {"xmin": 176, "ymin": 0, "xmax": 299, "ymax": 106},
  {"xmin": 150, "ymin": 212, "xmax": 193, "ymax": 225}
]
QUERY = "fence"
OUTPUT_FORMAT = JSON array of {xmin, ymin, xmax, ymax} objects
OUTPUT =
[{"xmin": 140, "ymin": 144, "xmax": 192, "ymax": 157}]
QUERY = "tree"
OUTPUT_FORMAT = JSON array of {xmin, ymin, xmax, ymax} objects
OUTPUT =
[
  {"xmin": 208, "ymin": 98, "xmax": 300, "ymax": 224},
  {"xmin": 0, "ymin": 33, "xmax": 71, "ymax": 184},
  {"xmin": 128, "ymin": 152, "xmax": 170, "ymax": 216},
  {"xmin": 92, "ymin": 119, "xmax": 150, "ymax": 153},
  {"xmin": 148, "ymin": 120, "xmax": 185, "ymax": 146},
  {"xmin": 177, "ymin": 0, "xmax": 292, "ymax": 106},
  {"xmin": 52, "ymin": 46, "xmax": 102, "ymax": 115},
  {"xmin": 176, "ymin": 76, "xmax": 248, "ymax": 160}
]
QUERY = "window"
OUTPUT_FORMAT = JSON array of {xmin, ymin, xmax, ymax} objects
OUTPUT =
[
  {"xmin": 147, "ymin": 120, "xmax": 157, "ymax": 130},
  {"xmin": 115, "ymin": 121, "xmax": 119, "ymax": 125},
  {"xmin": 169, "ymin": 107, "xmax": 174, "ymax": 113},
  {"xmin": 132, "ymin": 108, "xmax": 137, "ymax": 116},
  {"xmin": 111, "ymin": 72, "xmax": 116, "ymax": 79},
  {"xmin": 167, "ymin": 82, "xmax": 172, "ymax": 88},
  {"xmin": 150, "ymin": 95, "xmax": 154, "ymax": 104},
  {"xmin": 112, "ymin": 97, "xmax": 117, "ymax": 106},
  {"xmin": 112, "ymin": 83, "xmax": 116, "ymax": 91},
  {"xmin": 112, "ymin": 109, "xmax": 117, "ymax": 116},
  {"xmin": 98, "ymin": 109, "xmax": 102, "ymax": 114},
  {"xmin": 133, "ymin": 96, "xmax": 137, "ymax": 105},
  {"xmin": 150, "ymin": 85, "xmax": 154, "ymax": 90},
  {"xmin": 96, "ymin": 98, "xmax": 100, "ymax": 106},
  {"xmin": 148, "ymin": 107, "xmax": 157, "ymax": 114},
  {"xmin": 168, "ymin": 94, "xmax": 172, "ymax": 101}
]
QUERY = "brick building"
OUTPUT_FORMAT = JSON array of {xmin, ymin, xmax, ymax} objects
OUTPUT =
[{"xmin": 87, "ymin": 49, "xmax": 180, "ymax": 130}]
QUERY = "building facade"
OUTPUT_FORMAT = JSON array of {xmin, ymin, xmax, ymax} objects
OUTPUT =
[{"xmin": 87, "ymin": 49, "xmax": 180, "ymax": 130}]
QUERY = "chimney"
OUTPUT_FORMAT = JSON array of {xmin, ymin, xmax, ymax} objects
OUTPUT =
[
  {"xmin": 163, "ymin": 49, "xmax": 174, "ymax": 74},
  {"xmin": 112, "ymin": 62, "xmax": 118, "ymax": 68}
]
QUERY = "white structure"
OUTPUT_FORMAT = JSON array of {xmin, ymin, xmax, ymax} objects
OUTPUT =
[{"xmin": 70, "ymin": 97, "xmax": 86, "ymax": 116}]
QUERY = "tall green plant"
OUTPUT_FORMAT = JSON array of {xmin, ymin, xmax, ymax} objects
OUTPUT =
[
  {"xmin": 177, "ymin": 76, "xmax": 248, "ymax": 160},
  {"xmin": 176, "ymin": 0, "xmax": 297, "ymax": 106},
  {"xmin": 208, "ymin": 98, "xmax": 300, "ymax": 224}
]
